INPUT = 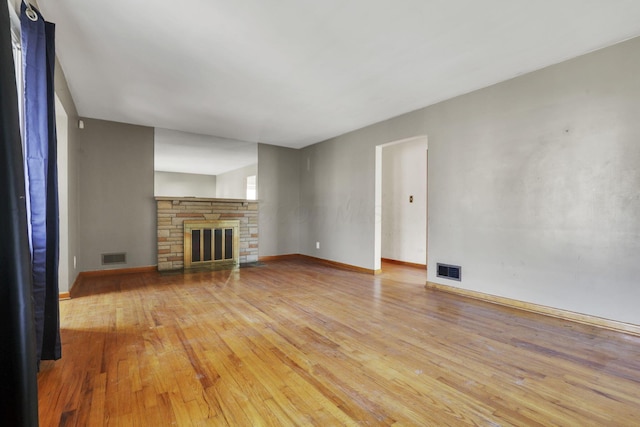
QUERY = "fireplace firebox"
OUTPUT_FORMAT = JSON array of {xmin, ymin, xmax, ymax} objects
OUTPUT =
[{"xmin": 183, "ymin": 220, "xmax": 240, "ymax": 269}]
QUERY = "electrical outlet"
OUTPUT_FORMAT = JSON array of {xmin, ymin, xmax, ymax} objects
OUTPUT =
[
  {"xmin": 73, "ymin": 255, "xmax": 77, "ymax": 269},
  {"xmin": 316, "ymin": 241, "xmax": 320, "ymax": 249}
]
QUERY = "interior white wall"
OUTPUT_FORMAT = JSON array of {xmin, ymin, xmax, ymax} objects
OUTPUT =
[
  {"xmin": 381, "ymin": 137, "xmax": 428, "ymax": 265},
  {"xmin": 216, "ymin": 163, "xmax": 257, "ymax": 199},
  {"xmin": 154, "ymin": 171, "xmax": 216, "ymax": 198},
  {"xmin": 297, "ymin": 36, "xmax": 640, "ymax": 325}
]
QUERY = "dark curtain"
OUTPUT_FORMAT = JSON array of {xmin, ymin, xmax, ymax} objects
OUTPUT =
[
  {"xmin": 42, "ymin": 12, "xmax": 61, "ymax": 362},
  {"xmin": 0, "ymin": 2, "xmax": 39, "ymax": 426},
  {"xmin": 21, "ymin": 1, "xmax": 61, "ymax": 365}
]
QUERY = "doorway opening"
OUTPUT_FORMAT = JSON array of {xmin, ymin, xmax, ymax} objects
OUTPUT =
[{"xmin": 375, "ymin": 136, "xmax": 428, "ymax": 273}]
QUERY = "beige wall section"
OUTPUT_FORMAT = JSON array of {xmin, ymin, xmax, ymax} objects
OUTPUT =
[
  {"xmin": 154, "ymin": 171, "xmax": 217, "ymax": 198},
  {"xmin": 299, "ymin": 36, "xmax": 640, "ymax": 325},
  {"xmin": 216, "ymin": 163, "xmax": 257, "ymax": 199},
  {"xmin": 257, "ymin": 144, "xmax": 300, "ymax": 257},
  {"xmin": 78, "ymin": 119, "xmax": 155, "ymax": 271}
]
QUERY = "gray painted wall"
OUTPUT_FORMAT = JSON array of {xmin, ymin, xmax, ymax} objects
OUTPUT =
[
  {"xmin": 257, "ymin": 144, "xmax": 300, "ymax": 257},
  {"xmin": 216, "ymin": 163, "xmax": 257, "ymax": 199},
  {"xmin": 77, "ymin": 119, "xmax": 155, "ymax": 271},
  {"xmin": 382, "ymin": 137, "xmax": 428, "ymax": 265},
  {"xmin": 299, "ymin": 136, "xmax": 376, "ymax": 267},
  {"xmin": 296, "ymin": 36, "xmax": 640, "ymax": 324},
  {"xmin": 154, "ymin": 171, "xmax": 217, "ymax": 198},
  {"xmin": 425, "ymin": 37, "xmax": 640, "ymax": 324}
]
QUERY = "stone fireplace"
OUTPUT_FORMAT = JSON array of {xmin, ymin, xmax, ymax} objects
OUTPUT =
[{"xmin": 155, "ymin": 197, "xmax": 258, "ymax": 271}]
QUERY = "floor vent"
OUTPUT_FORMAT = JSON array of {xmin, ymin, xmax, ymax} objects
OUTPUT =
[
  {"xmin": 102, "ymin": 252, "xmax": 127, "ymax": 265},
  {"xmin": 437, "ymin": 263, "xmax": 461, "ymax": 281}
]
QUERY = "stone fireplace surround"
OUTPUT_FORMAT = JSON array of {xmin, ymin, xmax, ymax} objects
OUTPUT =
[{"xmin": 155, "ymin": 197, "xmax": 258, "ymax": 271}]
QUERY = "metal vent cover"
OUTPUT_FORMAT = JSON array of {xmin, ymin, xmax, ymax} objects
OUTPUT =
[
  {"xmin": 102, "ymin": 252, "xmax": 126, "ymax": 265},
  {"xmin": 437, "ymin": 263, "xmax": 461, "ymax": 281}
]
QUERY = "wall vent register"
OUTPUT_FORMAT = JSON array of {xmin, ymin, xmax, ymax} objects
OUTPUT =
[
  {"xmin": 437, "ymin": 263, "xmax": 461, "ymax": 281},
  {"xmin": 102, "ymin": 252, "xmax": 126, "ymax": 265}
]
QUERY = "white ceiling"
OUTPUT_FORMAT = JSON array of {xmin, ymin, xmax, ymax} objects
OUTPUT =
[{"xmin": 39, "ymin": 0, "xmax": 640, "ymax": 150}]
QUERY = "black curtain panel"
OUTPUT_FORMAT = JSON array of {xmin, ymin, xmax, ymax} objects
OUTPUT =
[
  {"xmin": 42, "ymin": 16, "xmax": 61, "ymax": 362},
  {"xmin": 21, "ymin": 1, "xmax": 61, "ymax": 365},
  {"xmin": 0, "ymin": 2, "xmax": 40, "ymax": 425}
]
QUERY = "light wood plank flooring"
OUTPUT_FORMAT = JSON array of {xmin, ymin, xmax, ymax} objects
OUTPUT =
[{"xmin": 38, "ymin": 259, "xmax": 640, "ymax": 426}]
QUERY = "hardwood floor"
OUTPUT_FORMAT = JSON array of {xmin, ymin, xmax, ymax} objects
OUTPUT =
[{"xmin": 39, "ymin": 259, "xmax": 640, "ymax": 426}]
